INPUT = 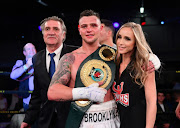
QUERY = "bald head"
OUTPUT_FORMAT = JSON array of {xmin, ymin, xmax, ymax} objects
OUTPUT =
[{"xmin": 23, "ymin": 43, "xmax": 37, "ymax": 58}]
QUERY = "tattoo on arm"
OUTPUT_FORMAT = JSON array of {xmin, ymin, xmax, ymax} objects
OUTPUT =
[{"xmin": 49, "ymin": 53, "xmax": 75, "ymax": 86}]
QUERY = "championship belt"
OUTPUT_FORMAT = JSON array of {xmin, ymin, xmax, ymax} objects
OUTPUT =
[{"xmin": 65, "ymin": 45, "xmax": 116, "ymax": 128}]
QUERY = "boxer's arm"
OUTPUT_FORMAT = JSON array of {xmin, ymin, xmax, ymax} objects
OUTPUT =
[
  {"xmin": 48, "ymin": 53, "xmax": 75, "ymax": 101},
  {"xmin": 48, "ymin": 53, "xmax": 107, "ymax": 103},
  {"xmin": 149, "ymin": 54, "xmax": 161, "ymax": 70},
  {"xmin": 142, "ymin": 54, "xmax": 161, "ymax": 73}
]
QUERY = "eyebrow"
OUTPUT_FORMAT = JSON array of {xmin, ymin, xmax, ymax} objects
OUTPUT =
[
  {"xmin": 45, "ymin": 26, "xmax": 60, "ymax": 29},
  {"xmin": 80, "ymin": 23, "xmax": 98, "ymax": 26}
]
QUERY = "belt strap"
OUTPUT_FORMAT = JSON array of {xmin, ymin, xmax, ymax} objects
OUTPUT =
[{"xmin": 65, "ymin": 45, "xmax": 116, "ymax": 128}]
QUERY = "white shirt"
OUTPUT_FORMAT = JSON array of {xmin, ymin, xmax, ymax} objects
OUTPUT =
[
  {"xmin": 112, "ymin": 43, "xmax": 117, "ymax": 50},
  {"xmin": 46, "ymin": 43, "xmax": 63, "ymax": 72},
  {"xmin": 159, "ymin": 103, "xmax": 165, "ymax": 112},
  {"xmin": 23, "ymin": 68, "xmax": 34, "ymax": 105},
  {"xmin": 10, "ymin": 59, "xmax": 34, "ymax": 105}
]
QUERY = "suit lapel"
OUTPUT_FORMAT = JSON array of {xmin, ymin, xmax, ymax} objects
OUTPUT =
[
  {"xmin": 60, "ymin": 44, "xmax": 67, "ymax": 58},
  {"xmin": 40, "ymin": 50, "xmax": 51, "ymax": 81}
]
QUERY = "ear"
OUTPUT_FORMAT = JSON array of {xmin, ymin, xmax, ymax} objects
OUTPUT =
[
  {"xmin": 108, "ymin": 30, "xmax": 112, "ymax": 37},
  {"xmin": 78, "ymin": 25, "xmax": 80, "ymax": 30},
  {"xmin": 100, "ymin": 24, "xmax": 104, "ymax": 31},
  {"xmin": 78, "ymin": 25, "xmax": 81, "ymax": 35},
  {"xmin": 62, "ymin": 31, "xmax": 66, "ymax": 42},
  {"xmin": 23, "ymin": 51, "xmax": 26, "ymax": 56}
]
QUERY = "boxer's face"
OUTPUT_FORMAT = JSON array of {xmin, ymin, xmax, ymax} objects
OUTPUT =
[{"xmin": 79, "ymin": 16, "xmax": 103, "ymax": 44}]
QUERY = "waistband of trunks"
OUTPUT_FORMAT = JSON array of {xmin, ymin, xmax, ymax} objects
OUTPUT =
[
  {"xmin": 87, "ymin": 100, "xmax": 117, "ymax": 112},
  {"xmin": 81, "ymin": 100, "xmax": 119, "ymax": 123}
]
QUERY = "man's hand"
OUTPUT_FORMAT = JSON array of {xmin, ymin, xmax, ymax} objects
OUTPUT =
[
  {"xmin": 26, "ymin": 58, "xmax": 33, "ymax": 67},
  {"xmin": 20, "ymin": 122, "xmax": 31, "ymax": 128},
  {"xmin": 15, "ymin": 60, "xmax": 23, "ymax": 67},
  {"xmin": 72, "ymin": 83, "xmax": 107, "ymax": 103}
]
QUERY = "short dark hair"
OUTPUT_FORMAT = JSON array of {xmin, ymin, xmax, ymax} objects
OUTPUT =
[
  {"xmin": 101, "ymin": 19, "xmax": 115, "ymax": 36},
  {"xmin": 79, "ymin": 9, "xmax": 100, "ymax": 20}
]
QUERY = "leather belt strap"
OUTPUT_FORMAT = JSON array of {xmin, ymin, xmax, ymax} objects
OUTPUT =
[{"xmin": 65, "ymin": 45, "xmax": 116, "ymax": 128}]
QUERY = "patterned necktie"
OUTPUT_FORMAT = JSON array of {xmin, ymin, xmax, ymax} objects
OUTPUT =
[{"xmin": 49, "ymin": 53, "xmax": 56, "ymax": 78}]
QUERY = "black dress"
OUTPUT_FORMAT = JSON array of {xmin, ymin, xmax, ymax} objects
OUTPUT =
[{"xmin": 112, "ymin": 60, "xmax": 146, "ymax": 128}]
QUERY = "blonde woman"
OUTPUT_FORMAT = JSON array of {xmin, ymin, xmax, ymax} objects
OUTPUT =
[{"xmin": 112, "ymin": 22, "xmax": 157, "ymax": 128}]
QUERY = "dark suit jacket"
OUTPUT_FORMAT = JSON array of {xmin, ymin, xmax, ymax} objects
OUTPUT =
[
  {"xmin": 23, "ymin": 44, "xmax": 78, "ymax": 128},
  {"xmin": 155, "ymin": 102, "xmax": 172, "ymax": 127}
]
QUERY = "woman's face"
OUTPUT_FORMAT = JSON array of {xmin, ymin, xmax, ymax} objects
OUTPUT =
[{"xmin": 116, "ymin": 27, "xmax": 136, "ymax": 55}]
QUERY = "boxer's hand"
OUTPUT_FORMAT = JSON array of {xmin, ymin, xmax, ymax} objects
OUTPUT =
[
  {"xmin": 149, "ymin": 54, "xmax": 161, "ymax": 70},
  {"xmin": 72, "ymin": 83, "xmax": 107, "ymax": 103},
  {"xmin": 142, "ymin": 61, "xmax": 155, "ymax": 73}
]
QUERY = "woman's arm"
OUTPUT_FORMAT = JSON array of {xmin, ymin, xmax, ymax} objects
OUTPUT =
[{"xmin": 144, "ymin": 71, "xmax": 157, "ymax": 128}]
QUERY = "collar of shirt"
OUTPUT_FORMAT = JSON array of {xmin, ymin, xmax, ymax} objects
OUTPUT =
[
  {"xmin": 112, "ymin": 44, "xmax": 117, "ymax": 50},
  {"xmin": 159, "ymin": 103, "xmax": 165, "ymax": 112},
  {"xmin": 46, "ymin": 43, "xmax": 63, "ymax": 72}
]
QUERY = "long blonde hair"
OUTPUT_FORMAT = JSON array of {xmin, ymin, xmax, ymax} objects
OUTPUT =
[{"xmin": 115, "ymin": 22, "xmax": 153, "ymax": 87}]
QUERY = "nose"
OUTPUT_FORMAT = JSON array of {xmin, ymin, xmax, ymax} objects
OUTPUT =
[
  {"xmin": 86, "ymin": 26, "xmax": 92, "ymax": 32},
  {"xmin": 117, "ymin": 38, "xmax": 123, "ymax": 45},
  {"xmin": 48, "ymin": 29, "xmax": 55, "ymax": 35}
]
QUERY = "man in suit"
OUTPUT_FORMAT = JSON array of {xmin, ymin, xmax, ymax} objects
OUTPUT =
[
  {"xmin": 10, "ymin": 43, "xmax": 36, "ymax": 128},
  {"xmin": 155, "ymin": 91, "xmax": 172, "ymax": 128},
  {"xmin": 21, "ymin": 16, "xmax": 77, "ymax": 128},
  {"xmin": 10, "ymin": 43, "xmax": 37, "ymax": 111}
]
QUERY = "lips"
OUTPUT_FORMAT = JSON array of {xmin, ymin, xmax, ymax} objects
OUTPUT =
[
  {"xmin": 86, "ymin": 34, "xmax": 94, "ymax": 37},
  {"xmin": 118, "ymin": 46, "xmax": 126, "ymax": 50}
]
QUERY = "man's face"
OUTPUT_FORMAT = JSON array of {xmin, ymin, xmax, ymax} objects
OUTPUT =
[
  {"xmin": 43, "ymin": 20, "xmax": 65, "ymax": 46},
  {"xmin": 99, "ymin": 24, "xmax": 109, "ymax": 44},
  {"xmin": 78, "ymin": 16, "xmax": 102, "ymax": 44},
  {"xmin": 157, "ymin": 92, "xmax": 165, "ymax": 102},
  {"xmin": 23, "ymin": 43, "xmax": 36, "ymax": 58}
]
